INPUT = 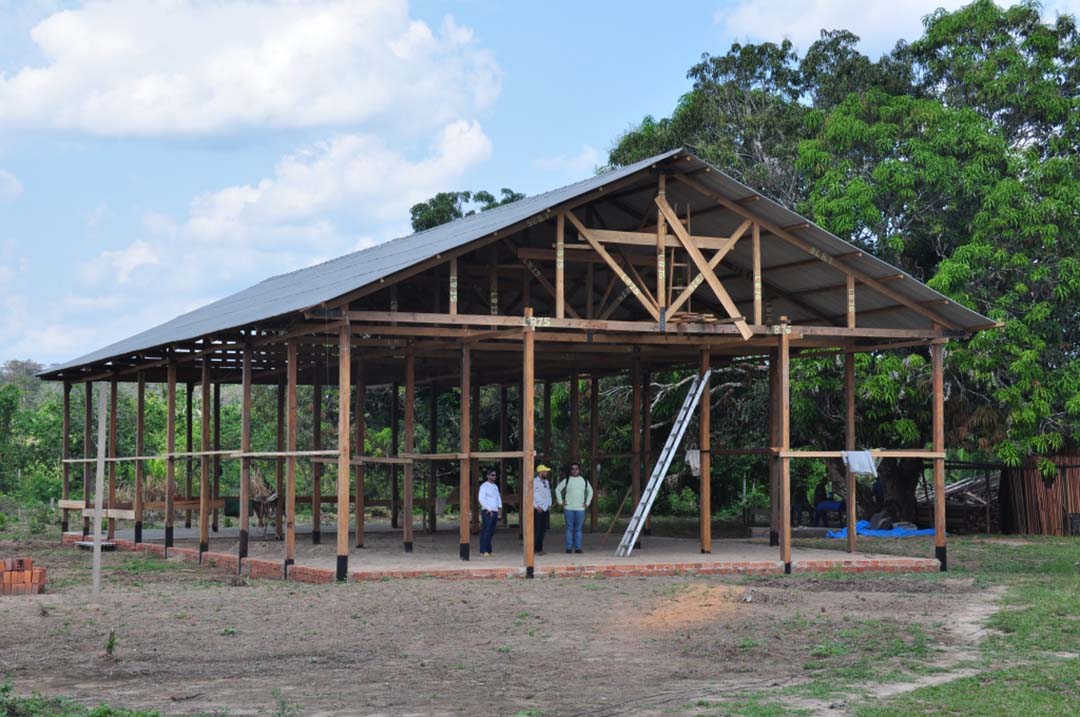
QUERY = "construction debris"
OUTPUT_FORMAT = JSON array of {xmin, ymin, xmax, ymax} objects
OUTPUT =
[{"xmin": 1, "ymin": 557, "xmax": 46, "ymax": 595}]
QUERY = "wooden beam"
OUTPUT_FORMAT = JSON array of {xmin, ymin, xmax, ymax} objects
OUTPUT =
[
  {"xmin": 699, "ymin": 350, "xmax": 711, "ymax": 553},
  {"xmin": 778, "ymin": 320, "xmax": 792, "ymax": 573},
  {"xmin": 752, "ymin": 223, "xmax": 762, "ymax": 325},
  {"xmin": 657, "ymin": 175, "xmax": 667, "ymax": 327},
  {"xmin": 336, "ymin": 323, "xmax": 351, "ymax": 581},
  {"xmin": 522, "ymin": 309, "xmax": 536, "ymax": 577},
  {"xmin": 275, "ymin": 382, "xmax": 285, "ymax": 540},
  {"xmin": 185, "ymin": 382, "xmax": 193, "ymax": 529},
  {"xmin": 566, "ymin": 211, "xmax": 660, "ymax": 321},
  {"xmin": 631, "ymin": 359, "xmax": 642, "ymax": 536},
  {"xmin": 769, "ymin": 353, "xmax": 780, "ymax": 547},
  {"xmin": 285, "ymin": 340, "xmax": 298, "ymax": 573},
  {"xmin": 165, "ymin": 362, "xmax": 176, "ymax": 548},
  {"xmin": 449, "ymin": 257, "xmax": 458, "ymax": 315},
  {"xmin": 845, "ymin": 353, "xmax": 856, "ymax": 554},
  {"xmin": 312, "ymin": 371, "xmax": 322, "ymax": 544},
  {"xmin": 667, "ymin": 219, "xmax": 751, "ymax": 316},
  {"xmin": 199, "ymin": 360, "xmax": 210, "ymax": 554},
  {"xmin": 239, "ymin": 345, "xmax": 251, "ymax": 567},
  {"xmin": 656, "ymin": 196, "xmax": 753, "ymax": 340},
  {"xmin": 459, "ymin": 346, "xmax": 471, "ymax": 560},
  {"xmin": 108, "ymin": 377, "xmax": 117, "ymax": 540},
  {"xmin": 403, "ymin": 346, "xmax": 416, "ymax": 551},
  {"xmin": 354, "ymin": 356, "xmax": 366, "ymax": 548},
  {"xmin": 931, "ymin": 341, "xmax": 947, "ymax": 570},
  {"xmin": 847, "ymin": 275, "xmax": 856, "ymax": 329},
  {"xmin": 556, "ymin": 211, "xmax": 565, "ymax": 319},
  {"xmin": 135, "ymin": 374, "xmax": 144, "ymax": 543}
]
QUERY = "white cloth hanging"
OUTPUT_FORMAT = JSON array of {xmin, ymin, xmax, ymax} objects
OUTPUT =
[
  {"xmin": 842, "ymin": 450, "xmax": 878, "ymax": 477},
  {"xmin": 685, "ymin": 449, "xmax": 701, "ymax": 477}
]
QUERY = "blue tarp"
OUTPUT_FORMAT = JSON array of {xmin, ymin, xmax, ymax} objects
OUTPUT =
[{"xmin": 826, "ymin": 520, "xmax": 936, "ymax": 539}]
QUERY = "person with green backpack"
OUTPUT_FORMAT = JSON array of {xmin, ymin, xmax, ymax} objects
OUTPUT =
[{"xmin": 555, "ymin": 462, "xmax": 593, "ymax": 553}]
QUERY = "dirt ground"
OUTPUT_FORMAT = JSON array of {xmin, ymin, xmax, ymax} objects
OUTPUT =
[{"xmin": 0, "ymin": 536, "xmax": 996, "ymax": 717}]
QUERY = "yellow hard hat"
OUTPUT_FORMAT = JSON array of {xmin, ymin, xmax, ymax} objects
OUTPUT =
[{"xmin": 535, "ymin": 464, "xmax": 551, "ymax": 473}]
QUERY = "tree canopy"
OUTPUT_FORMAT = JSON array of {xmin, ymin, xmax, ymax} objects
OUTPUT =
[{"xmin": 409, "ymin": 188, "xmax": 525, "ymax": 232}]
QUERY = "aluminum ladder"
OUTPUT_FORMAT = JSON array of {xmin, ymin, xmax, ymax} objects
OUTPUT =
[{"xmin": 615, "ymin": 369, "xmax": 712, "ymax": 557}]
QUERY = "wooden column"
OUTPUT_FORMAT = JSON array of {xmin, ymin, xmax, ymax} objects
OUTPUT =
[
  {"xmin": 354, "ymin": 357, "xmax": 366, "ymax": 548},
  {"xmin": 61, "ymin": 382, "xmax": 71, "ymax": 535},
  {"xmin": 312, "ymin": 372, "xmax": 323, "ymax": 544},
  {"xmin": 285, "ymin": 340, "xmax": 298, "ymax": 573},
  {"xmin": 459, "ymin": 346, "xmax": 472, "ymax": 560},
  {"xmin": 165, "ymin": 361, "xmax": 177, "ymax": 548},
  {"xmin": 642, "ymin": 371, "xmax": 652, "ymax": 536},
  {"xmin": 542, "ymin": 381, "xmax": 552, "ymax": 463},
  {"xmin": 470, "ymin": 380, "xmax": 480, "ymax": 535},
  {"xmin": 556, "ymin": 212, "xmax": 565, "ymax": 318},
  {"xmin": 212, "ymin": 382, "xmax": 221, "ymax": 532},
  {"xmin": 931, "ymin": 341, "xmax": 947, "ymax": 571},
  {"xmin": 449, "ymin": 258, "xmax": 458, "ymax": 315},
  {"xmin": 134, "ymin": 373, "xmax": 145, "ymax": 544},
  {"xmin": 845, "ymin": 353, "xmax": 857, "ymax": 553},
  {"xmin": 275, "ymin": 382, "xmax": 285, "ymax": 540},
  {"xmin": 428, "ymin": 383, "xmax": 438, "ymax": 533},
  {"xmin": 631, "ymin": 359, "xmax": 642, "ymax": 522},
  {"xmin": 403, "ymin": 347, "xmax": 416, "ymax": 551},
  {"xmin": 768, "ymin": 351, "xmax": 780, "ymax": 546},
  {"xmin": 499, "ymin": 385, "xmax": 509, "ymax": 526},
  {"xmin": 391, "ymin": 382, "xmax": 400, "ymax": 529},
  {"xmin": 569, "ymin": 373, "xmax": 580, "ymax": 463},
  {"xmin": 239, "ymin": 345, "xmax": 252, "ymax": 567},
  {"xmin": 82, "ymin": 382, "xmax": 91, "ymax": 537},
  {"xmin": 522, "ymin": 310, "xmax": 536, "ymax": 578},
  {"xmin": 336, "ymin": 324, "xmax": 352, "ymax": 581},
  {"xmin": 199, "ymin": 359, "xmax": 210, "ymax": 555},
  {"xmin": 657, "ymin": 176, "xmax": 667, "ymax": 328},
  {"xmin": 699, "ymin": 350, "xmax": 712, "ymax": 553},
  {"xmin": 752, "ymin": 223, "xmax": 762, "ymax": 325},
  {"xmin": 779, "ymin": 320, "xmax": 792, "ymax": 573},
  {"xmin": 108, "ymin": 377, "xmax": 117, "ymax": 540},
  {"xmin": 185, "ymin": 382, "xmax": 193, "ymax": 528},
  {"xmin": 589, "ymin": 377, "xmax": 600, "ymax": 531}
]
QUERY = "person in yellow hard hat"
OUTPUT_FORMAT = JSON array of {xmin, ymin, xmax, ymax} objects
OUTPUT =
[{"xmin": 532, "ymin": 464, "xmax": 553, "ymax": 555}]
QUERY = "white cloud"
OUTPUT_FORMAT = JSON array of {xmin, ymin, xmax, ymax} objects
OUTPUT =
[
  {"xmin": 0, "ymin": 0, "xmax": 501, "ymax": 136},
  {"xmin": 79, "ymin": 239, "xmax": 160, "ymax": 285},
  {"xmin": 0, "ymin": 169, "xmax": 22, "ymax": 200},
  {"xmin": 535, "ymin": 145, "xmax": 600, "ymax": 175}
]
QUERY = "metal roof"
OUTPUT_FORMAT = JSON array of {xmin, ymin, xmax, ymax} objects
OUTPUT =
[{"xmin": 41, "ymin": 147, "xmax": 992, "ymax": 377}]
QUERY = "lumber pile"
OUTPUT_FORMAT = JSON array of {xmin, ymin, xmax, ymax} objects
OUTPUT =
[
  {"xmin": 1, "ymin": 557, "xmax": 46, "ymax": 595},
  {"xmin": 917, "ymin": 473, "xmax": 1000, "ymax": 533}
]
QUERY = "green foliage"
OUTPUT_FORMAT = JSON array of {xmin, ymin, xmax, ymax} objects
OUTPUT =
[
  {"xmin": 409, "ymin": 188, "xmax": 524, "ymax": 232},
  {"xmin": 0, "ymin": 681, "xmax": 161, "ymax": 716}
]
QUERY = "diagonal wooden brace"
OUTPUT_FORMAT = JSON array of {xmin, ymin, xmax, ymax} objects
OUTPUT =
[
  {"xmin": 566, "ymin": 211, "xmax": 659, "ymax": 321},
  {"xmin": 668, "ymin": 219, "xmax": 751, "ymax": 316}
]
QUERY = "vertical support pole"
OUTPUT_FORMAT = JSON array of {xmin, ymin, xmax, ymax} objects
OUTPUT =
[
  {"xmin": 239, "ymin": 344, "xmax": 252, "ymax": 568},
  {"xmin": 522, "ymin": 309, "xmax": 536, "ymax": 578},
  {"xmin": 657, "ymin": 175, "xmax": 667, "ymax": 330},
  {"xmin": 699, "ymin": 350, "xmax": 712, "ymax": 553},
  {"xmin": 499, "ymin": 385, "xmax": 509, "ymax": 527},
  {"xmin": 212, "ymin": 382, "xmax": 221, "ymax": 532},
  {"xmin": 61, "ymin": 382, "xmax": 71, "ymax": 536},
  {"xmin": 428, "ymin": 383, "xmax": 438, "ymax": 533},
  {"xmin": 752, "ymin": 223, "xmax": 762, "ymax": 325},
  {"xmin": 631, "ymin": 358, "xmax": 642, "ymax": 547},
  {"xmin": 82, "ymin": 382, "xmax": 92, "ymax": 537},
  {"xmin": 391, "ymin": 382, "xmax": 400, "ymax": 529},
  {"xmin": 779, "ymin": 319, "xmax": 792, "ymax": 573},
  {"xmin": 165, "ymin": 361, "xmax": 177, "ymax": 549},
  {"xmin": 275, "ymin": 382, "xmax": 285, "ymax": 540},
  {"xmin": 91, "ymin": 382, "xmax": 107, "ymax": 595},
  {"xmin": 489, "ymin": 245, "xmax": 499, "ymax": 315},
  {"xmin": 199, "ymin": 359, "xmax": 210, "ymax": 556},
  {"xmin": 134, "ymin": 373, "xmax": 145, "ymax": 544},
  {"xmin": 108, "ymin": 377, "xmax": 117, "ymax": 540},
  {"xmin": 185, "ymin": 382, "xmax": 193, "ymax": 528},
  {"xmin": 403, "ymin": 347, "xmax": 416, "ymax": 552},
  {"xmin": 542, "ymin": 381, "xmax": 552, "ymax": 463},
  {"xmin": 846, "ymin": 275, "xmax": 857, "ymax": 330},
  {"xmin": 768, "ymin": 351, "xmax": 779, "ymax": 546},
  {"xmin": 312, "ymin": 371, "xmax": 323, "ymax": 544},
  {"xmin": 336, "ymin": 323, "xmax": 352, "ymax": 581},
  {"xmin": 569, "ymin": 373, "xmax": 580, "ymax": 463},
  {"xmin": 589, "ymin": 377, "xmax": 600, "ymax": 531},
  {"xmin": 285, "ymin": 340, "xmax": 298, "ymax": 573},
  {"xmin": 845, "ymin": 353, "xmax": 857, "ymax": 553},
  {"xmin": 643, "ymin": 371, "xmax": 652, "ymax": 536},
  {"xmin": 556, "ymin": 211, "xmax": 565, "ymax": 319},
  {"xmin": 470, "ymin": 380, "xmax": 480, "ymax": 535},
  {"xmin": 459, "ymin": 346, "xmax": 471, "ymax": 560},
  {"xmin": 449, "ymin": 257, "xmax": 458, "ymax": 315},
  {"xmin": 931, "ymin": 341, "xmax": 947, "ymax": 570},
  {"xmin": 354, "ymin": 357, "xmax": 366, "ymax": 548}
]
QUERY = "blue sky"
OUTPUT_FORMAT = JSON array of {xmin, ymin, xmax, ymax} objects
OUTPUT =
[{"xmin": 1, "ymin": 0, "xmax": 1074, "ymax": 365}]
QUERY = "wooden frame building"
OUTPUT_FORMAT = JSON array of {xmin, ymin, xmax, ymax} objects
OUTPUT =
[{"xmin": 41, "ymin": 149, "xmax": 993, "ymax": 579}]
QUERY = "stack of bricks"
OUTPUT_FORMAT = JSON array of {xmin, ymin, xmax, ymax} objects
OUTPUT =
[{"xmin": 1, "ymin": 557, "xmax": 46, "ymax": 595}]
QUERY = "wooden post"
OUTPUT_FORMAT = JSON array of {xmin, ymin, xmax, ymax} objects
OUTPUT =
[
  {"xmin": 449, "ymin": 257, "xmax": 458, "ymax": 315},
  {"xmin": 569, "ymin": 373, "xmax": 580, "ymax": 463},
  {"xmin": 275, "ymin": 383, "xmax": 285, "ymax": 540},
  {"xmin": 631, "ymin": 359, "xmax": 642, "ymax": 547},
  {"xmin": 522, "ymin": 309, "xmax": 536, "ymax": 578},
  {"xmin": 312, "ymin": 371, "xmax": 323, "ymax": 544},
  {"xmin": 779, "ymin": 319, "xmax": 792, "ymax": 573},
  {"xmin": 199, "ymin": 359, "xmax": 210, "ymax": 556},
  {"xmin": 556, "ymin": 212, "xmax": 566, "ymax": 319},
  {"xmin": 931, "ymin": 341, "xmax": 947, "ymax": 571},
  {"xmin": 845, "ymin": 353, "xmax": 857, "ymax": 553},
  {"xmin": 82, "ymin": 382, "xmax": 91, "ymax": 537},
  {"xmin": 212, "ymin": 382, "xmax": 221, "ymax": 532},
  {"xmin": 699, "ymin": 350, "xmax": 712, "ymax": 553},
  {"xmin": 91, "ymin": 382, "xmax": 107, "ymax": 595},
  {"xmin": 768, "ymin": 351, "xmax": 779, "ymax": 546},
  {"xmin": 589, "ymin": 377, "xmax": 600, "ymax": 531},
  {"xmin": 391, "ymin": 382, "xmax": 400, "ymax": 529},
  {"xmin": 61, "ymin": 382, "xmax": 71, "ymax": 536},
  {"xmin": 239, "ymin": 345, "xmax": 252, "ymax": 568},
  {"xmin": 354, "ymin": 357, "xmax": 366, "ymax": 548},
  {"xmin": 642, "ymin": 370, "xmax": 652, "ymax": 536},
  {"xmin": 470, "ymin": 380, "xmax": 480, "ymax": 535},
  {"xmin": 489, "ymin": 245, "xmax": 499, "ymax": 315},
  {"xmin": 459, "ymin": 346, "xmax": 471, "ymax": 560},
  {"xmin": 403, "ymin": 347, "xmax": 416, "ymax": 552},
  {"xmin": 108, "ymin": 377, "xmax": 117, "ymax": 540},
  {"xmin": 336, "ymin": 323, "xmax": 352, "ymax": 581},
  {"xmin": 428, "ymin": 383, "xmax": 438, "ymax": 533},
  {"xmin": 543, "ymin": 381, "xmax": 552, "ymax": 463},
  {"xmin": 185, "ymin": 382, "xmax": 193, "ymax": 528},
  {"xmin": 657, "ymin": 175, "xmax": 667, "ymax": 329},
  {"xmin": 499, "ymin": 385, "xmax": 509, "ymax": 527},
  {"xmin": 847, "ymin": 275, "xmax": 857, "ymax": 330},
  {"xmin": 285, "ymin": 340, "xmax": 298, "ymax": 573},
  {"xmin": 165, "ymin": 361, "xmax": 176, "ymax": 549},
  {"xmin": 752, "ymin": 223, "xmax": 762, "ymax": 325},
  {"xmin": 134, "ymin": 373, "xmax": 145, "ymax": 544}
]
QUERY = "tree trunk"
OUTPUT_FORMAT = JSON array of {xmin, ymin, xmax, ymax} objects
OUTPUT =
[{"xmin": 877, "ymin": 457, "xmax": 922, "ymax": 523}]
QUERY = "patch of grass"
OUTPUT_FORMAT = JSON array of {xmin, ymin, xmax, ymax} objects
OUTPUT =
[
  {"xmin": 218, "ymin": 626, "xmax": 237, "ymax": 636},
  {"xmin": 270, "ymin": 689, "xmax": 300, "ymax": 717},
  {"xmin": 685, "ymin": 696, "xmax": 812, "ymax": 716},
  {"xmin": 0, "ymin": 681, "xmax": 160, "ymax": 716},
  {"xmin": 736, "ymin": 637, "xmax": 760, "ymax": 650}
]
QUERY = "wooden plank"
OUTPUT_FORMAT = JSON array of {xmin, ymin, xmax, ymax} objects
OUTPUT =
[
  {"xmin": 354, "ymin": 355, "xmax": 365, "ymax": 548},
  {"xmin": 239, "ymin": 345, "xmax": 251, "ymax": 564},
  {"xmin": 778, "ymin": 450, "xmax": 946, "ymax": 459},
  {"xmin": 931, "ymin": 341, "xmax": 947, "ymax": 570},
  {"xmin": 847, "ymin": 275, "xmax": 856, "ymax": 329},
  {"xmin": 449, "ymin": 257, "xmax": 458, "ymax": 315},
  {"xmin": 700, "ymin": 349, "xmax": 712, "ymax": 553},
  {"xmin": 165, "ymin": 362, "xmax": 176, "ymax": 547},
  {"xmin": 845, "ymin": 353, "xmax": 856, "ymax": 554},
  {"xmin": 556, "ymin": 211, "xmax": 565, "ymax": 319},
  {"xmin": 403, "ymin": 346, "xmax": 416, "ymax": 551},
  {"xmin": 58, "ymin": 499, "xmax": 87, "ymax": 510},
  {"xmin": 779, "ymin": 321, "xmax": 792, "ymax": 572},
  {"xmin": 199, "ymin": 360, "xmax": 210, "ymax": 553},
  {"xmin": 336, "ymin": 323, "xmax": 351, "ymax": 580},
  {"xmin": 276, "ymin": 382, "xmax": 285, "ymax": 540},
  {"xmin": 752, "ymin": 223, "xmax": 762, "ymax": 325},
  {"xmin": 459, "ymin": 346, "xmax": 471, "ymax": 559},
  {"xmin": 587, "ymin": 228, "xmax": 750, "ymax": 251},
  {"xmin": 285, "ymin": 340, "xmax": 298, "ymax": 571},
  {"xmin": 565, "ymin": 211, "xmax": 660, "ymax": 321},
  {"xmin": 656, "ymin": 196, "xmax": 752, "ymax": 340},
  {"xmin": 135, "ymin": 374, "xmax": 145, "ymax": 542},
  {"xmin": 312, "ymin": 371, "xmax": 322, "ymax": 544},
  {"xmin": 667, "ymin": 220, "xmax": 751, "ymax": 316},
  {"xmin": 522, "ymin": 309, "xmax": 536, "ymax": 577},
  {"xmin": 768, "ymin": 350, "xmax": 779, "ymax": 547}
]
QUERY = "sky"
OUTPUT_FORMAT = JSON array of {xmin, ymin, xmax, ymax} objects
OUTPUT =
[{"xmin": 1, "ymin": 0, "xmax": 1077, "ymax": 366}]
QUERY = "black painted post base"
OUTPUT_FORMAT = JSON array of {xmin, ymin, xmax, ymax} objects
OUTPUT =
[
  {"xmin": 784, "ymin": 562, "xmax": 792, "ymax": 574},
  {"xmin": 164, "ymin": 526, "xmax": 174, "ymax": 548},
  {"xmin": 82, "ymin": 522, "xmax": 89, "ymax": 538},
  {"xmin": 459, "ymin": 543, "xmax": 470, "ymax": 561},
  {"xmin": 525, "ymin": 566, "xmax": 534, "ymax": 579},
  {"xmin": 404, "ymin": 541, "xmax": 413, "ymax": 553},
  {"xmin": 239, "ymin": 530, "xmax": 248, "ymax": 560},
  {"xmin": 769, "ymin": 531, "xmax": 779, "ymax": 546},
  {"xmin": 199, "ymin": 541, "xmax": 208, "ymax": 554},
  {"xmin": 284, "ymin": 557, "xmax": 294, "ymax": 579},
  {"xmin": 936, "ymin": 545, "xmax": 947, "ymax": 572},
  {"xmin": 134, "ymin": 522, "xmax": 142, "ymax": 544},
  {"xmin": 61, "ymin": 518, "xmax": 69, "ymax": 534},
  {"xmin": 312, "ymin": 530, "xmax": 321, "ymax": 545},
  {"xmin": 336, "ymin": 555, "xmax": 348, "ymax": 582},
  {"xmin": 701, "ymin": 549, "xmax": 711, "ymax": 554}
]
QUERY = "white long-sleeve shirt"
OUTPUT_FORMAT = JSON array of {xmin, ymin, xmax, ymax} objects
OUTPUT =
[
  {"xmin": 533, "ymin": 475, "xmax": 552, "ymax": 511},
  {"xmin": 478, "ymin": 481, "xmax": 502, "ymax": 512}
]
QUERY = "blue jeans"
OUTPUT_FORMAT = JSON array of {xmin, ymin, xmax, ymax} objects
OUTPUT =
[
  {"xmin": 564, "ymin": 509, "xmax": 585, "ymax": 551},
  {"xmin": 480, "ymin": 510, "xmax": 498, "ymax": 553}
]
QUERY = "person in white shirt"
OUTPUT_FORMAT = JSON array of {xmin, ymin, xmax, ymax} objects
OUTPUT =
[
  {"xmin": 478, "ymin": 468, "xmax": 502, "ymax": 556},
  {"xmin": 532, "ymin": 464, "xmax": 553, "ymax": 555}
]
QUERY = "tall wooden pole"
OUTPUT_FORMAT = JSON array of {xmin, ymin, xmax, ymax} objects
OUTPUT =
[
  {"xmin": 752, "ymin": 223, "xmax": 762, "ymax": 325},
  {"xmin": 285, "ymin": 340, "xmax": 298, "ymax": 573},
  {"xmin": 275, "ymin": 382, "xmax": 285, "ymax": 540},
  {"xmin": 336, "ymin": 324, "xmax": 352, "ymax": 581},
  {"xmin": 699, "ymin": 350, "xmax": 712, "ymax": 553},
  {"xmin": 134, "ymin": 373, "xmax": 145, "ymax": 544},
  {"xmin": 185, "ymin": 382, "xmax": 193, "ymax": 528},
  {"xmin": 61, "ymin": 382, "xmax": 71, "ymax": 535},
  {"xmin": 354, "ymin": 356, "xmax": 366, "ymax": 548},
  {"xmin": 212, "ymin": 382, "xmax": 221, "ymax": 532},
  {"xmin": 239, "ymin": 345, "xmax": 252, "ymax": 568},
  {"xmin": 459, "ymin": 346, "xmax": 472, "ymax": 560},
  {"xmin": 931, "ymin": 341, "xmax": 947, "ymax": 570},
  {"xmin": 522, "ymin": 310, "xmax": 536, "ymax": 578},
  {"xmin": 403, "ymin": 347, "xmax": 415, "ymax": 552},
  {"xmin": 657, "ymin": 175, "xmax": 667, "ymax": 329},
  {"xmin": 428, "ymin": 383, "xmax": 438, "ymax": 533},
  {"xmin": 108, "ymin": 377, "xmax": 117, "ymax": 540},
  {"xmin": 556, "ymin": 212, "xmax": 566, "ymax": 319},
  {"xmin": 165, "ymin": 361, "xmax": 176, "ymax": 549},
  {"xmin": 312, "ymin": 371, "xmax": 323, "ymax": 544},
  {"xmin": 82, "ymin": 382, "xmax": 92, "ymax": 537},
  {"xmin": 768, "ymin": 351, "xmax": 780, "ymax": 546},
  {"xmin": 779, "ymin": 320, "xmax": 792, "ymax": 573},
  {"xmin": 589, "ymin": 377, "xmax": 600, "ymax": 531},
  {"xmin": 391, "ymin": 382, "xmax": 400, "ymax": 529},
  {"xmin": 91, "ymin": 382, "xmax": 107, "ymax": 595},
  {"xmin": 470, "ymin": 380, "xmax": 480, "ymax": 535},
  {"xmin": 845, "ymin": 353, "xmax": 857, "ymax": 553},
  {"xmin": 199, "ymin": 359, "xmax": 210, "ymax": 556}
]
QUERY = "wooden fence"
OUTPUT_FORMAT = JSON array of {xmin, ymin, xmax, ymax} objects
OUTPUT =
[{"xmin": 1001, "ymin": 457, "xmax": 1080, "ymax": 536}]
